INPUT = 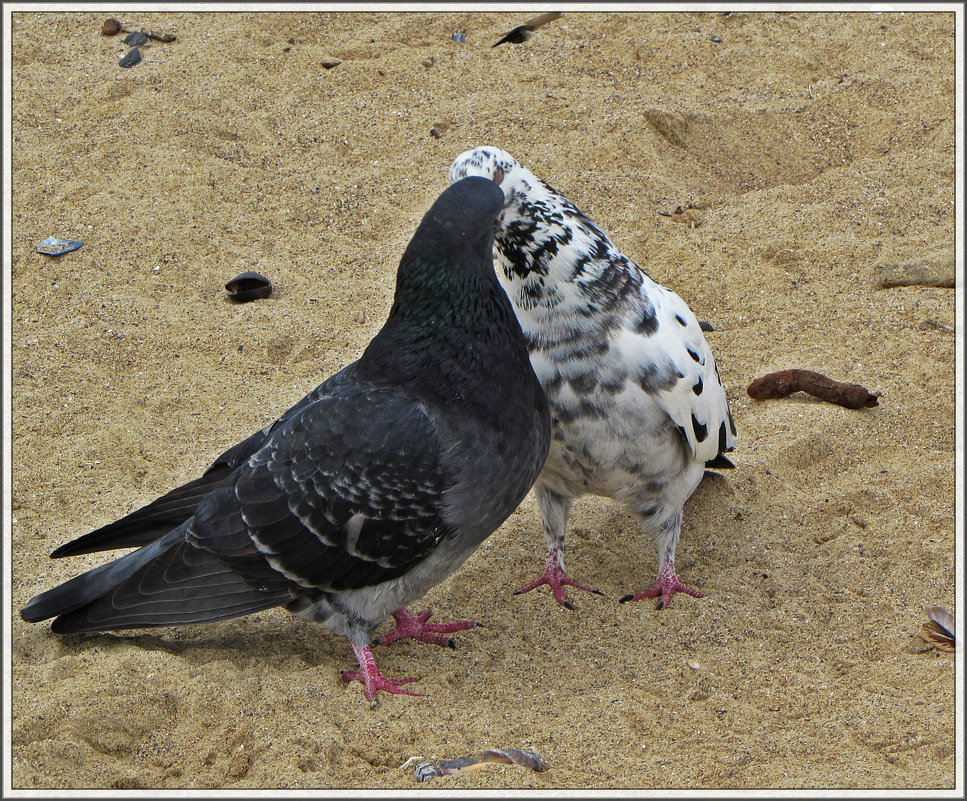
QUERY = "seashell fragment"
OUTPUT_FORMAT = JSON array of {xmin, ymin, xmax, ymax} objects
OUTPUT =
[
  {"xmin": 659, "ymin": 205, "xmax": 704, "ymax": 228},
  {"xmin": 918, "ymin": 606, "xmax": 956, "ymax": 652},
  {"xmin": 412, "ymin": 748, "xmax": 547, "ymax": 781},
  {"xmin": 123, "ymin": 31, "xmax": 149, "ymax": 47},
  {"xmin": 36, "ymin": 236, "xmax": 84, "ymax": 256},
  {"xmin": 225, "ymin": 271, "xmax": 273, "ymax": 302}
]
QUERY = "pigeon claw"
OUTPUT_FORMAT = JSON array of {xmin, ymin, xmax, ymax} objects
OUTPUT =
[
  {"xmin": 341, "ymin": 668, "xmax": 424, "ymax": 703},
  {"xmin": 374, "ymin": 608, "xmax": 479, "ymax": 649},
  {"xmin": 620, "ymin": 566, "xmax": 704, "ymax": 610},
  {"xmin": 514, "ymin": 550, "xmax": 600, "ymax": 609},
  {"xmin": 345, "ymin": 642, "xmax": 425, "ymax": 703}
]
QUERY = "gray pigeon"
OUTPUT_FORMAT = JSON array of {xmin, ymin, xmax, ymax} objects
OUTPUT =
[
  {"xmin": 21, "ymin": 176, "xmax": 551, "ymax": 702},
  {"xmin": 449, "ymin": 147, "xmax": 736, "ymax": 610}
]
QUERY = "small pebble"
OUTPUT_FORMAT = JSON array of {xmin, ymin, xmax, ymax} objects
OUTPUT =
[
  {"xmin": 102, "ymin": 18, "xmax": 122, "ymax": 36},
  {"xmin": 710, "ymin": 34, "xmax": 723, "ymax": 42},
  {"xmin": 321, "ymin": 58, "xmax": 342, "ymax": 69},
  {"xmin": 687, "ymin": 660, "xmax": 701, "ymax": 670}
]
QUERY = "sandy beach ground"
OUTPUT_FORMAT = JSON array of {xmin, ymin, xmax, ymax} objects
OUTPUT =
[{"xmin": 7, "ymin": 9, "xmax": 961, "ymax": 790}]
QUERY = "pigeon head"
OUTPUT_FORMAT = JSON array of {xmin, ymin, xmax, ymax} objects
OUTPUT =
[
  {"xmin": 449, "ymin": 146, "xmax": 529, "ymax": 205},
  {"xmin": 449, "ymin": 146, "xmax": 594, "ymax": 282},
  {"xmin": 363, "ymin": 175, "xmax": 532, "ymax": 410},
  {"xmin": 402, "ymin": 175, "xmax": 506, "ymax": 268},
  {"xmin": 387, "ymin": 175, "xmax": 507, "ymax": 325}
]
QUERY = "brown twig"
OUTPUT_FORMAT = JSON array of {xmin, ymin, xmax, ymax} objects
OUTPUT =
[{"xmin": 747, "ymin": 369, "xmax": 880, "ymax": 409}]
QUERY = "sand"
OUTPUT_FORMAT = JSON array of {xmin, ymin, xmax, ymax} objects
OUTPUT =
[{"xmin": 7, "ymin": 9, "xmax": 960, "ymax": 791}]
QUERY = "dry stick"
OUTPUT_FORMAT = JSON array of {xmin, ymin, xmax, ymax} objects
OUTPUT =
[
  {"xmin": 141, "ymin": 29, "xmax": 177, "ymax": 43},
  {"xmin": 747, "ymin": 369, "xmax": 880, "ymax": 409}
]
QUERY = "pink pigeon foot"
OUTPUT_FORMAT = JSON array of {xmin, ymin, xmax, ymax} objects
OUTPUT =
[
  {"xmin": 619, "ymin": 558, "xmax": 704, "ymax": 610},
  {"xmin": 341, "ymin": 642, "xmax": 424, "ymax": 703},
  {"xmin": 373, "ymin": 608, "xmax": 480, "ymax": 649},
  {"xmin": 514, "ymin": 547, "xmax": 604, "ymax": 610}
]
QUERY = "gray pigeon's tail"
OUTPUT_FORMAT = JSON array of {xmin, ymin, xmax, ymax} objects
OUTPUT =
[
  {"xmin": 50, "ymin": 423, "xmax": 283, "ymax": 559},
  {"xmin": 20, "ymin": 526, "xmax": 291, "ymax": 633},
  {"xmin": 49, "ymin": 469, "xmax": 233, "ymax": 558}
]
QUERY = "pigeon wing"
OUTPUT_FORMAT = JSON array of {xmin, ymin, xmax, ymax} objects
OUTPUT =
[
  {"xmin": 27, "ymin": 384, "xmax": 458, "ymax": 633},
  {"xmin": 646, "ymin": 291, "xmax": 737, "ymax": 466},
  {"xmin": 195, "ymin": 383, "xmax": 456, "ymax": 594}
]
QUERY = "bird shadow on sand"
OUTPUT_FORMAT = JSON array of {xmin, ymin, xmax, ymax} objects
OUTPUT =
[{"xmin": 47, "ymin": 616, "xmax": 344, "ymax": 671}]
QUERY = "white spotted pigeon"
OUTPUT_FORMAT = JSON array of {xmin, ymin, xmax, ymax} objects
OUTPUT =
[{"xmin": 450, "ymin": 147, "xmax": 736, "ymax": 610}]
